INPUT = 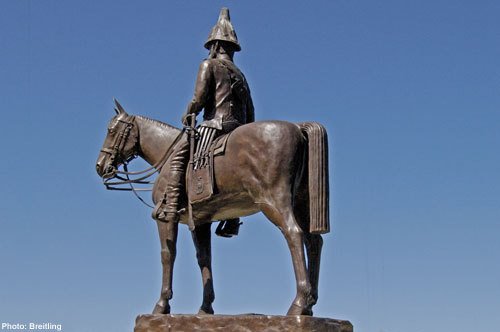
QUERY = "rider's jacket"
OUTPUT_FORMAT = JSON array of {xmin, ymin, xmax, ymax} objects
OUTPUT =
[{"xmin": 186, "ymin": 58, "xmax": 254, "ymax": 132}]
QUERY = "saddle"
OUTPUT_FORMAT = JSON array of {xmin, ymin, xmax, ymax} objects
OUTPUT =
[{"xmin": 187, "ymin": 131, "xmax": 231, "ymax": 204}]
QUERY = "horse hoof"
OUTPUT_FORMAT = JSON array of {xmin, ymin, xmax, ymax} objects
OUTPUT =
[
  {"xmin": 286, "ymin": 303, "xmax": 313, "ymax": 316},
  {"xmin": 198, "ymin": 306, "xmax": 214, "ymax": 315}
]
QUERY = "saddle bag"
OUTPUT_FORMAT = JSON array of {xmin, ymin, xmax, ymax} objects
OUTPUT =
[
  {"xmin": 187, "ymin": 159, "xmax": 214, "ymax": 204},
  {"xmin": 187, "ymin": 130, "xmax": 231, "ymax": 205}
]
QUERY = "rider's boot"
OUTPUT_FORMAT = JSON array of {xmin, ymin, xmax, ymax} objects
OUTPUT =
[
  {"xmin": 156, "ymin": 141, "xmax": 189, "ymax": 223},
  {"xmin": 215, "ymin": 218, "xmax": 242, "ymax": 237},
  {"xmin": 158, "ymin": 184, "xmax": 182, "ymax": 223}
]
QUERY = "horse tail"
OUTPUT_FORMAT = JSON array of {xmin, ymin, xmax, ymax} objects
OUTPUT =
[{"xmin": 298, "ymin": 122, "xmax": 330, "ymax": 234}]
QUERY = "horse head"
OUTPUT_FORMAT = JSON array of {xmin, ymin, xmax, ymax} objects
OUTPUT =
[{"xmin": 96, "ymin": 99, "xmax": 139, "ymax": 179}]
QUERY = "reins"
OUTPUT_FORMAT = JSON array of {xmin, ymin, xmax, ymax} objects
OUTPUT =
[{"xmin": 102, "ymin": 116, "xmax": 189, "ymax": 208}]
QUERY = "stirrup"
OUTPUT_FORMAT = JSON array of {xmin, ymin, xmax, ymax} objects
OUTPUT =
[{"xmin": 215, "ymin": 219, "xmax": 242, "ymax": 238}]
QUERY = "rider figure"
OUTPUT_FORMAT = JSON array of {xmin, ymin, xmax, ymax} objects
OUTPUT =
[{"xmin": 156, "ymin": 8, "xmax": 254, "ymax": 237}]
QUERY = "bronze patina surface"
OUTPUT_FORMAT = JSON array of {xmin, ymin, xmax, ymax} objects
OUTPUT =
[
  {"xmin": 96, "ymin": 7, "xmax": 333, "ymax": 319},
  {"xmin": 134, "ymin": 314, "xmax": 352, "ymax": 332}
]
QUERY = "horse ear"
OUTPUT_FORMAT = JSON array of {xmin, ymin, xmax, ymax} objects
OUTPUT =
[{"xmin": 113, "ymin": 98, "xmax": 127, "ymax": 115}]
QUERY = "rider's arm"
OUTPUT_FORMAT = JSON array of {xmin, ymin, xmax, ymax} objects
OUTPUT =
[
  {"xmin": 186, "ymin": 60, "xmax": 212, "ymax": 116},
  {"xmin": 246, "ymin": 87, "xmax": 255, "ymax": 123}
]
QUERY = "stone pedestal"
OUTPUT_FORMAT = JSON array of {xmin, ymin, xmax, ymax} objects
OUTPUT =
[{"xmin": 134, "ymin": 314, "xmax": 353, "ymax": 332}]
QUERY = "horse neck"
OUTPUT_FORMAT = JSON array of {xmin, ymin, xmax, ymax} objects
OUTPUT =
[{"xmin": 134, "ymin": 116, "xmax": 181, "ymax": 166}]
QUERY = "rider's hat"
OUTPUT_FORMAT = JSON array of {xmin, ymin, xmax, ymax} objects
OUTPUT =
[{"xmin": 204, "ymin": 8, "xmax": 241, "ymax": 52}]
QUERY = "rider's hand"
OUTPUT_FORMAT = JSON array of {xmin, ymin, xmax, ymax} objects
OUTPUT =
[{"xmin": 181, "ymin": 113, "xmax": 190, "ymax": 126}]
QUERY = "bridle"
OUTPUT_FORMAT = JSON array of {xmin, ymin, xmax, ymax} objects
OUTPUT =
[
  {"xmin": 100, "ymin": 114, "xmax": 186, "ymax": 208},
  {"xmin": 100, "ymin": 115, "xmax": 137, "ymax": 171}
]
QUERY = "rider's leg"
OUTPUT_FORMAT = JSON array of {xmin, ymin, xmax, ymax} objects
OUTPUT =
[
  {"xmin": 214, "ymin": 123, "xmax": 243, "ymax": 237},
  {"xmin": 157, "ymin": 139, "xmax": 189, "ymax": 223}
]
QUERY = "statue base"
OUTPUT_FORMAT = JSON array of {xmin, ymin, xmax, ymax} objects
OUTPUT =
[{"xmin": 134, "ymin": 314, "xmax": 353, "ymax": 332}]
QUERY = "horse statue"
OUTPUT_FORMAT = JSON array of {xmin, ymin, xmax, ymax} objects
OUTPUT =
[{"xmin": 95, "ymin": 100, "xmax": 330, "ymax": 316}]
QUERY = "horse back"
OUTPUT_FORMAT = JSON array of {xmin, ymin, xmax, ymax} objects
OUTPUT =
[{"xmin": 211, "ymin": 121, "xmax": 306, "ymax": 212}]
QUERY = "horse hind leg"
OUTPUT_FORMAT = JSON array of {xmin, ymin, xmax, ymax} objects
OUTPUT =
[
  {"xmin": 304, "ymin": 232, "xmax": 323, "ymax": 312},
  {"xmin": 191, "ymin": 222, "xmax": 215, "ymax": 315},
  {"xmin": 295, "ymin": 201, "xmax": 322, "ymax": 314},
  {"xmin": 261, "ymin": 202, "xmax": 314, "ymax": 316}
]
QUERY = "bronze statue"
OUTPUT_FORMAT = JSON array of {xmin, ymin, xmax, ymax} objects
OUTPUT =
[{"xmin": 95, "ymin": 8, "xmax": 329, "ymax": 317}]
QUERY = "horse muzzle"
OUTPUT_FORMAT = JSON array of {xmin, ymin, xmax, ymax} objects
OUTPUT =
[
  {"xmin": 102, "ymin": 165, "xmax": 117, "ymax": 179},
  {"xmin": 96, "ymin": 157, "xmax": 117, "ymax": 179}
]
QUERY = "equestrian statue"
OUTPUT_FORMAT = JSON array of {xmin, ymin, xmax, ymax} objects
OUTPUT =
[{"xmin": 95, "ymin": 8, "xmax": 330, "ymax": 317}]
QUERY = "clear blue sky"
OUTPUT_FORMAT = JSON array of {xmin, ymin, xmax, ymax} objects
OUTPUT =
[{"xmin": 1, "ymin": 1, "xmax": 499, "ymax": 331}]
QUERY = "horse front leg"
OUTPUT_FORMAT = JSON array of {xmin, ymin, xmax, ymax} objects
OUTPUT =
[
  {"xmin": 153, "ymin": 219, "xmax": 179, "ymax": 314},
  {"xmin": 191, "ymin": 222, "xmax": 215, "ymax": 314}
]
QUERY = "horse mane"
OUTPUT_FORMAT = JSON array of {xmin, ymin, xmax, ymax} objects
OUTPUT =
[{"xmin": 135, "ymin": 115, "xmax": 179, "ymax": 131}]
